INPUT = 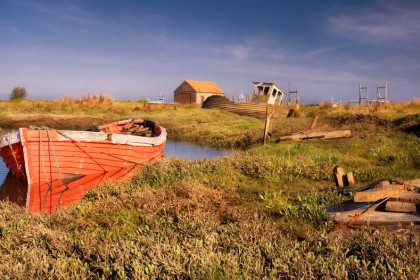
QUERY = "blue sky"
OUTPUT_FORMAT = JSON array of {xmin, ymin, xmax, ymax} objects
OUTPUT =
[{"xmin": 1, "ymin": 0, "xmax": 419, "ymax": 103}]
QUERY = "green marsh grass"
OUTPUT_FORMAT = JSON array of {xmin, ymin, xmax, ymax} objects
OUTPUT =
[{"xmin": 0, "ymin": 99, "xmax": 419, "ymax": 278}]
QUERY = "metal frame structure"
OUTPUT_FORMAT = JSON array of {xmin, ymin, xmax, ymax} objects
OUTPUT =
[
  {"xmin": 359, "ymin": 83, "xmax": 368, "ymax": 105},
  {"xmin": 375, "ymin": 82, "xmax": 388, "ymax": 104}
]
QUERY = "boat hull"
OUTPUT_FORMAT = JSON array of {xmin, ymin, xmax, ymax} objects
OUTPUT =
[
  {"xmin": 0, "ymin": 121, "xmax": 166, "ymax": 213},
  {"xmin": 202, "ymin": 95, "xmax": 290, "ymax": 118}
]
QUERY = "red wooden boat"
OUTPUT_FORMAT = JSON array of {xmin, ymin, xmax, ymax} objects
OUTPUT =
[{"xmin": 0, "ymin": 119, "xmax": 166, "ymax": 213}]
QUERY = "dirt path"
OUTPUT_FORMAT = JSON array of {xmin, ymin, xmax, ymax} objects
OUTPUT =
[{"xmin": 0, "ymin": 114, "xmax": 117, "ymax": 130}]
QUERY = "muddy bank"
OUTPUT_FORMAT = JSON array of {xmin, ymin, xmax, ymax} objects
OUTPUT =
[
  {"xmin": 0, "ymin": 114, "xmax": 117, "ymax": 131},
  {"xmin": 330, "ymin": 113, "xmax": 420, "ymax": 137}
]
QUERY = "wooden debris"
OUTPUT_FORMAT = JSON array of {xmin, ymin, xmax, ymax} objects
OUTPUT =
[
  {"xmin": 378, "ymin": 180, "xmax": 391, "ymax": 188},
  {"xmin": 333, "ymin": 166, "xmax": 345, "ymax": 188},
  {"xmin": 123, "ymin": 124, "xmax": 153, "ymax": 137},
  {"xmin": 325, "ymin": 202, "xmax": 420, "ymax": 225},
  {"xmin": 406, "ymin": 179, "xmax": 420, "ymax": 190},
  {"xmin": 279, "ymin": 129, "xmax": 351, "ymax": 141},
  {"xmin": 333, "ymin": 166, "xmax": 355, "ymax": 188},
  {"xmin": 327, "ymin": 177, "xmax": 420, "ymax": 228},
  {"xmin": 385, "ymin": 201, "xmax": 417, "ymax": 213},
  {"xmin": 128, "ymin": 125, "xmax": 147, "ymax": 132},
  {"xmin": 389, "ymin": 192, "xmax": 420, "ymax": 205},
  {"xmin": 344, "ymin": 172, "xmax": 355, "ymax": 187},
  {"xmin": 354, "ymin": 183, "xmax": 407, "ymax": 202}
]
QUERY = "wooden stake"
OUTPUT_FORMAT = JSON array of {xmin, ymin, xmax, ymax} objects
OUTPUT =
[
  {"xmin": 333, "ymin": 166, "xmax": 344, "ymax": 188},
  {"xmin": 344, "ymin": 172, "xmax": 355, "ymax": 187},
  {"xmin": 263, "ymin": 106, "xmax": 275, "ymax": 145},
  {"xmin": 309, "ymin": 113, "xmax": 320, "ymax": 129}
]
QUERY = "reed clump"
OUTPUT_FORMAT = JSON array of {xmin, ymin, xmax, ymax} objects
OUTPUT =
[
  {"xmin": 58, "ymin": 93, "xmax": 114, "ymax": 105},
  {"xmin": 78, "ymin": 92, "xmax": 113, "ymax": 104}
]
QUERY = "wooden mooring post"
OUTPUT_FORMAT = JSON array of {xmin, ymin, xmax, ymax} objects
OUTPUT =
[
  {"xmin": 263, "ymin": 106, "xmax": 275, "ymax": 145},
  {"xmin": 309, "ymin": 113, "xmax": 320, "ymax": 129}
]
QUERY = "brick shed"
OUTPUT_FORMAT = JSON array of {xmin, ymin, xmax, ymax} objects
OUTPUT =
[{"xmin": 173, "ymin": 80, "xmax": 224, "ymax": 105}]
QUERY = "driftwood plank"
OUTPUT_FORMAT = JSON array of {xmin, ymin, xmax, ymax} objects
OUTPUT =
[
  {"xmin": 385, "ymin": 201, "xmax": 417, "ymax": 213},
  {"xmin": 354, "ymin": 184, "xmax": 407, "ymax": 202}
]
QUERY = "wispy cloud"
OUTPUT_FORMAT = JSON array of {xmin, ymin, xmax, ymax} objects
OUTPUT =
[
  {"xmin": 2, "ymin": 1, "xmax": 418, "ymax": 102},
  {"xmin": 224, "ymin": 45, "xmax": 252, "ymax": 60},
  {"xmin": 328, "ymin": 2, "xmax": 420, "ymax": 45}
]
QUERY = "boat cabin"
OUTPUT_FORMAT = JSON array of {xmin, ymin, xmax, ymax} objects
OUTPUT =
[{"xmin": 251, "ymin": 82, "xmax": 285, "ymax": 105}]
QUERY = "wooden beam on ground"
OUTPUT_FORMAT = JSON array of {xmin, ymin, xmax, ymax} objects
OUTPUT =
[
  {"xmin": 389, "ymin": 192, "xmax": 420, "ymax": 205},
  {"xmin": 385, "ymin": 201, "xmax": 417, "ymax": 213},
  {"xmin": 279, "ymin": 130, "xmax": 352, "ymax": 141},
  {"xmin": 354, "ymin": 184, "xmax": 407, "ymax": 202}
]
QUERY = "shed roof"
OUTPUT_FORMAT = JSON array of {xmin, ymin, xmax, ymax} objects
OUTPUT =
[{"xmin": 185, "ymin": 80, "xmax": 224, "ymax": 94}]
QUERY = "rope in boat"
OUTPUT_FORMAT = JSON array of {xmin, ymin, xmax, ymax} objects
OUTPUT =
[
  {"xmin": 31, "ymin": 125, "xmax": 162, "ymax": 211},
  {"xmin": 46, "ymin": 128, "xmax": 71, "ymax": 212},
  {"xmin": 33, "ymin": 126, "xmax": 150, "ymax": 165},
  {"xmin": 38, "ymin": 128, "xmax": 54, "ymax": 211},
  {"xmin": 33, "ymin": 127, "xmax": 72, "ymax": 212},
  {"xmin": 33, "ymin": 126, "xmax": 162, "ymax": 209}
]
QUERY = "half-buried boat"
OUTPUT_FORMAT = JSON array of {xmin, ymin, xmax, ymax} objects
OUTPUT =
[
  {"xmin": 202, "ymin": 82, "xmax": 292, "ymax": 119},
  {"xmin": 0, "ymin": 119, "xmax": 166, "ymax": 213}
]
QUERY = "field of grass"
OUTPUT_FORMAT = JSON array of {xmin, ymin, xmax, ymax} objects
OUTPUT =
[{"xmin": 0, "ymin": 99, "xmax": 419, "ymax": 279}]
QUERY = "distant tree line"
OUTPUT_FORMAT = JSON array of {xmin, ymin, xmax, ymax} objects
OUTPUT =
[{"xmin": 10, "ymin": 87, "xmax": 28, "ymax": 100}]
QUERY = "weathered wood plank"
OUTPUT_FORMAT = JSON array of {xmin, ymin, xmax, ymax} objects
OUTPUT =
[
  {"xmin": 354, "ymin": 184, "xmax": 407, "ymax": 202},
  {"xmin": 279, "ymin": 130, "xmax": 352, "ymax": 141},
  {"xmin": 325, "ymin": 202, "xmax": 420, "ymax": 225},
  {"xmin": 389, "ymin": 192, "xmax": 420, "ymax": 205},
  {"xmin": 385, "ymin": 201, "xmax": 417, "ymax": 213},
  {"xmin": 378, "ymin": 180, "xmax": 391, "ymax": 188}
]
